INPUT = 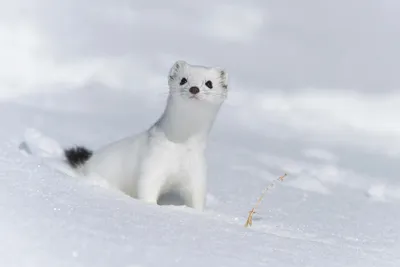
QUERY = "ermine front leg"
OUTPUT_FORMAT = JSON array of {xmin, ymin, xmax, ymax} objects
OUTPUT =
[
  {"xmin": 182, "ymin": 161, "xmax": 207, "ymax": 211},
  {"xmin": 137, "ymin": 161, "xmax": 168, "ymax": 205},
  {"xmin": 189, "ymin": 178, "xmax": 206, "ymax": 211}
]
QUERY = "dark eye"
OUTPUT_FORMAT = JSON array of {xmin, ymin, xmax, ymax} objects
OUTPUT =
[
  {"xmin": 180, "ymin": 78, "xmax": 187, "ymax": 85},
  {"xmin": 205, "ymin": 80, "xmax": 213, "ymax": 89}
]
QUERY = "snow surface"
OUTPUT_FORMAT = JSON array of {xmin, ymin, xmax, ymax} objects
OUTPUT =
[{"xmin": 1, "ymin": 0, "xmax": 400, "ymax": 266}]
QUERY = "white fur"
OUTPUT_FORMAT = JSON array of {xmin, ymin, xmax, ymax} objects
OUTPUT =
[{"xmin": 80, "ymin": 60, "xmax": 228, "ymax": 211}]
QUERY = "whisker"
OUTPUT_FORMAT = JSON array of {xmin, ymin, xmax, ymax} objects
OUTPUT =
[{"xmin": 157, "ymin": 88, "xmax": 229, "ymax": 101}]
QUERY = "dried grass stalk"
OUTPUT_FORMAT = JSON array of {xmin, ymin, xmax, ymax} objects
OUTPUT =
[{"xmin": 245, "ymin": 173, "xmax": 287, "ymax": 227}]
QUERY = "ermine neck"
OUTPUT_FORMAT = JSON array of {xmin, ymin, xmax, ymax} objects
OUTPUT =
[{"xmin": 155, "ymin": 95, "xmax": 221, "ymax": 143}]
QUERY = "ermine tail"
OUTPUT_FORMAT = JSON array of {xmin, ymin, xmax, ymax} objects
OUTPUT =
[
  {"xmin": 64, "ymin": 146, "xmax": 93, "ymax": 168},
  {"xmin": 20, "ymin": 128, "xmax": 91, "ymax": 177}
]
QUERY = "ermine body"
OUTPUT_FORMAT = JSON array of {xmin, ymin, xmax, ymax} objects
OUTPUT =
[{"xmin": 65, "ymin": 60, "xmax": 228, "ymax": 211}]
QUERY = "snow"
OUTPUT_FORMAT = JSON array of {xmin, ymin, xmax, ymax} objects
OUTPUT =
[{"xmin": 1, "ymin": 0, "xmax": 400, "ymax": 266}]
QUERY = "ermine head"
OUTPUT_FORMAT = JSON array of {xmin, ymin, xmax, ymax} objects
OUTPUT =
[{"xmin": 168, "ymin": 60, "xmax": 229, "ymax": 105}]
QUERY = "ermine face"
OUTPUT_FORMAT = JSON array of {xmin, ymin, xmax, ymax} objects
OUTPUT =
[{"xmin": 168, "ymin": 60, "xmax": 229, "ymax": 105}]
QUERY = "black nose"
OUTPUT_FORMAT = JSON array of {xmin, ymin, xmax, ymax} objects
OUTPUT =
[{"xmin": 189, "ymin": 86, "xmax": 200, "ymax": 95}]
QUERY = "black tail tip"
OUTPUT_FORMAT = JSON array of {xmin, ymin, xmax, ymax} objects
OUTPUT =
[{"xmin": 64, "ymin": 146, "xmax": 93, "ymax": 168}]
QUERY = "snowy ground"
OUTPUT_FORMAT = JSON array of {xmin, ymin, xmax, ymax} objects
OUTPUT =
[
  {"xmin": 1, "ymin": 88, "xmax": 399, "ymax": 267},
  {"xmin": 1, "ymin": 1, "xmax": 400, "ymax": 266}
]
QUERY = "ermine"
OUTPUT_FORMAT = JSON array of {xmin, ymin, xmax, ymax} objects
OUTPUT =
[{"xmin": 64, "ymin": 60, "xmax": 229, "ymax": 211}]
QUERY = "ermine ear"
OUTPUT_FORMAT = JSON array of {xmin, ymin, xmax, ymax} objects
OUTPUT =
[
  {"xmin": 217, "ymin": 68, "xmax": 228, "ymax": 89},
  {"xmin": 168, "ymin": 60, "xmax": 187, "ymax": 82}
]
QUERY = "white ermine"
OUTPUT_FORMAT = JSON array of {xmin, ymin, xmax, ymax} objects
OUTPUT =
[{"xmin": 64, "ymin": 60, "xmax": 229, "ymax": 211}]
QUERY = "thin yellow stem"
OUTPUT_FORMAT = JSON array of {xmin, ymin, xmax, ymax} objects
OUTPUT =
[{"xmin": 244, "ymin": 173, "xmax": 287, "ymax": 227}]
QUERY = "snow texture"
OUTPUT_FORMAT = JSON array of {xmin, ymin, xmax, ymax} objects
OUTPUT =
[{"xmin": 1, "ymin": 0, "xmax": 400, "ymax": 266}]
